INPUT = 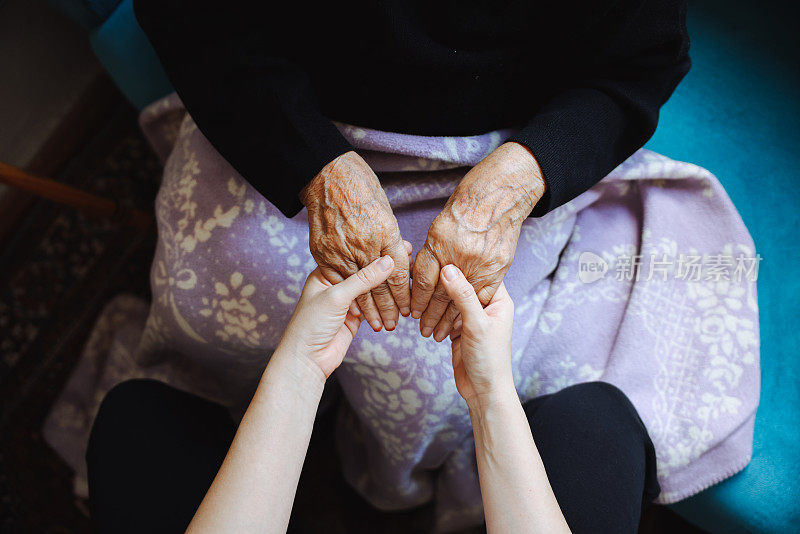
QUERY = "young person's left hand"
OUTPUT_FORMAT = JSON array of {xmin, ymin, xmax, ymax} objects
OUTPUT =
[{"xmin": 279, "ymin": 255, "xmax": 397, "ymax": 377}]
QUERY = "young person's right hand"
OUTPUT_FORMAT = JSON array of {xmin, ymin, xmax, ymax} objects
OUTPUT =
[
  {"xmin": 439, "ymin": 264, "xmax": 515, "ymax": 407},
  {"xmin": 441, "ymin": 264, "xmax": 571, "ymax": 534}
]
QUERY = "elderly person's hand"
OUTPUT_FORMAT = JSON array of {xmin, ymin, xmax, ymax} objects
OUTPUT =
[
  {"xmin": 411, "ymin": 142, "xmax": 545, "ymax": 341},
  {"xmin": 301, "ymin": 151, "xmax": 411, "ymax": 333}
]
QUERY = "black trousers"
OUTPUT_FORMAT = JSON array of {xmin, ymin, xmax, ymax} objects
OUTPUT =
[{"xmin": 86, "ymin": 379, "xmax": 659, "ymax": 533}]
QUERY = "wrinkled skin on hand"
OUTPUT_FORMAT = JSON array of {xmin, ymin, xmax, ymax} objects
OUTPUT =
[
  {"xmin": 411, "ymin": 142, "xmax": 546, "ymax": 341},
  {"xmin": 301, "ymin": 151, "xmax": 411, "ymax": 332}
]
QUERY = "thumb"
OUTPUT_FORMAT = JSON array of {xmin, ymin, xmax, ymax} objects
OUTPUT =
[
  {"xmin": 439, "ymin": 265, "xmax": 484, "ymax": 323},
  {"xmin": 332, "ymin": 256, "xmax": 394, "ymax": 304}
]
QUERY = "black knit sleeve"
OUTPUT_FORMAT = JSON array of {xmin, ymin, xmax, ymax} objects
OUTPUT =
[
  {"xmin": 134, "ymin": 0, "xmax": 354, "ymax": 217},
  {"xmin": 509, "ymin": 0, "xmax": 690, "ymax": 216}
]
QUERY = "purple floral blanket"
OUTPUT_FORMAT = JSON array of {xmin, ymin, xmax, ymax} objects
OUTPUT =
[{"xmin": 44, "ymin": 94, "xmax": 760, "ymax": 531}]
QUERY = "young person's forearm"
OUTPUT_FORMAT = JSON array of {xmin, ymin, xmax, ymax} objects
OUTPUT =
[
  {"xmin": 187, "ymin": 348, "xmax": 325, "ymax": 534},
  {"xmin": 468, "ymin": 387, "xmax": 570, "ymax": 534}
]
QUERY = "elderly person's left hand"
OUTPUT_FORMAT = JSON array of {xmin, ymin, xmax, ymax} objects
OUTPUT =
[{"xmin": 410, "ymin": 142, "xmax": 546, "ymax": 341}]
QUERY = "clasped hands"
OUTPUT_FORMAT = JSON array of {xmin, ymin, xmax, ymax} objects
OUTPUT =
[
  {"xmin": 192, "ymin": 153, "xmax": 553, "ymax": 533},
  {"xmin": 280, "ymin": 257, "xmax": 515, "ymax": 408},
  {"xmin": 300, "ymin": 142, "xmax": 545, "ymax": 342}
]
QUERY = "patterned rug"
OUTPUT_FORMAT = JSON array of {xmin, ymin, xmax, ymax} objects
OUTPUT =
[{"xmin": 0, "ymin": 111, "xmax": 159, "ymax": 532}]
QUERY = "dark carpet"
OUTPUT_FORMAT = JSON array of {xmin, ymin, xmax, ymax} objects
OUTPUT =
[{"xmin": 0, "ymin": 110, "xmax": 159, "ymax": 532}]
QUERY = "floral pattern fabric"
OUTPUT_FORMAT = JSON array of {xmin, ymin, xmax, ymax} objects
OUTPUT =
[{"xmin": 44, "ymin": 94, "xmax": 759, "ymax": 532}]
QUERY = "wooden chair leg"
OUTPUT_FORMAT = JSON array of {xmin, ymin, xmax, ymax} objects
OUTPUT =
[{"xmin": 0, "ymin": 161, "xmax": 153, "ymax": 231}]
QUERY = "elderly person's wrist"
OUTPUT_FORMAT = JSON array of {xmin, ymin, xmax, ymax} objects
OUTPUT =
[
  {"xmin": 450, "ymin": 142, "xmax": 546, "ymax": 225},
  {"xmin": 299, "ymin": 151, "xmax": 377, "ymax": 208},
  {"xmin": 500, "ymin": 141, "xmax": 546, "ymax": 212}
]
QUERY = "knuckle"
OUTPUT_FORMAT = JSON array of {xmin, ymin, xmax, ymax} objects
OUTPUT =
[
  {"xmin": 317, "ymin": 235, "xmax": 339, "ymax": 254},
  {"xmin": 330, "ymin": 258, "xmax": 354, "ymax": 276},
  {"xmin": 356, "ymin": 268, "xmax": 373, "ymax": 286},
  {"xmin": 421, "ymin": 238, "xmax": 441, "ymax": 259},
  {"xmin": 356, "ymin": 295, "xmax": 376, "ymax": 314},
  {"xmin": 476, "ymin": 289, "xmax": 495, "ymax": 305},
  {"xmin": 420, "ymin": 316, "xmax": 438, "ymax": 329},
  {"xmin": 427, "ymin": 228, "xmax": 443, "ymax": 244},
  {"xmin": 371, "ymin": 283, "xmax": 391, "ymax": 297},
  {"xmin": 489, "ymin": 254, "xmax": 510, "ymax": 270},
  {"xmin": 431, "ymin": 291, "xmax": 450, "ymax": 305},
  {"xmin": 388, "ymin": 279, "xmax": 410, "ymax": 294},
  {"xmin": 412, "ymin": 277, "xmax": 435, "ymax": 293},
  {"xmin": 388, "ymin": 268, "xmax": 410, "ymax": 286},
  {"xmin": 428, "ymin": 218, "xmax": 448, "ymax": 240},
  {"xmin": 388, "ymin": 281, "xmax": 410, "ymax": 297},
  {"xmin": 456, "ymin": 284, "xmax": 475, "ymax": 301},
  {"xmin": 413, "ymin": 249, "xmax": 435, "ymax": 271}
]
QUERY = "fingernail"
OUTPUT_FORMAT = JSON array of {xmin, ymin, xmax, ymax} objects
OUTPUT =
[
  {"xmin": 421, "ymin": 326, "xmax": 433, "ymax": 337},
  {"xmin": 433, "ymin": 328, "xmax": 445, "ymax": 342},
  {"xmin": 378, "ymin": 256, "xmax": 394, "ymax": 270},
  {"xmin": 370, "ymin": 321, "xmax": 382, "ymax": 331},
  {"xmin": 385, "ymin": 320, "xmax": 396, "ymax": 330},
  {"xmin": 400, "ymin": 307, "xmax": 410, "ymax": 317},
  {"xmin": 442, "ymin": 264, "xmax": 458, "ymax": 281},
  {"xmin": 411, "ymin": 309, "xmax": 422, "ymax": 319}
]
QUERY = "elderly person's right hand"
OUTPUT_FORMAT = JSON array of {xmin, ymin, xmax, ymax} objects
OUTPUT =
[{"xmin": 300, "ymin": 151, "xmax": 411, "ymax": 332}]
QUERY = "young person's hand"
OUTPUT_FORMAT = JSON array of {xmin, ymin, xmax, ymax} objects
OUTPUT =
[
  {"xmin": 278, "ymin": 256, "xmax": 396, "ymax": 378},
  {"xmin": 439, "ymin": 264, "xmax": 515, "ymax": 407},
  {"xmin": 187, "ymin": 257, "xmax": 398, "ymax": 534},
  {"xmin": 441, "ymin": 264, "xmax": 572, "ymax": 534}
]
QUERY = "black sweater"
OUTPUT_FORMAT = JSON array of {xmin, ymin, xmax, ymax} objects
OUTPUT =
[{"xmin": 135, "ymin": 0, "xmax": 689, "ymax": 217}]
